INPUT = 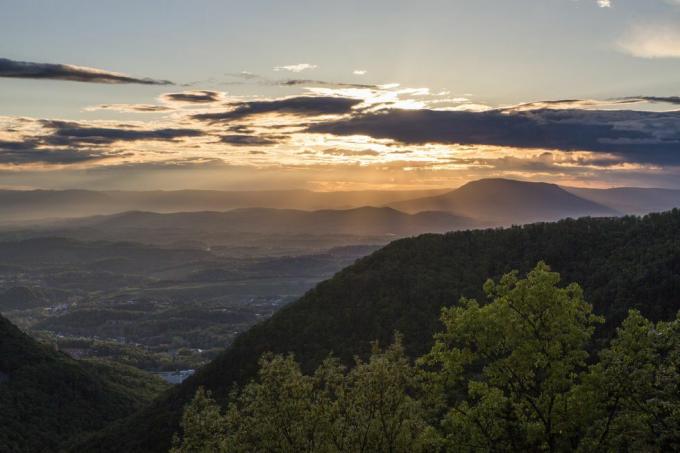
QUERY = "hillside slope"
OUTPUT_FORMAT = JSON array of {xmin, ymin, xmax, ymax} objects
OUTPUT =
[
  {"xmin": 390, "ymin": 178, "xmax": 617, "ymax": 223},
  {"xmin": 0, "ymin": 314, "xmax": 168, "ymax": 453},
  {"xmin": 76, "ymin": 210, "xmax": 680, "ymax": 453}
]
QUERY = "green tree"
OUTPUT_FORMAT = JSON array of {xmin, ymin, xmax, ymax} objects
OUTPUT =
[
  {"xmin": 422, "ymin": 262, "xmax": 602, "ymax": 452},
  {"xmin": 172, "ymin": 338, "xmax": 430, "ymax": 452},
  {"xmin": 326, "ymin": 338, "xmax": 431, "ymax": 452},
  {"xmin": 170, "ymin": 388, "xmax": 228, "ymax": 453},
  {"xmin": 578, "ymin": 310, "xmax": 680, "ymax": 452}
]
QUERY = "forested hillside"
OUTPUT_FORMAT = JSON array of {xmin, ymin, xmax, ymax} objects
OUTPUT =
[
  {"xmin": 172, "ymin": 264, "xmax": 680, "ymax": 452},
  {"xmin": 75, "ymin": 210, "xmax": 680, "ymax": 452},
  {"xmin": 0, "ymin": 314, "xmax": 168, "ymax": 453}
]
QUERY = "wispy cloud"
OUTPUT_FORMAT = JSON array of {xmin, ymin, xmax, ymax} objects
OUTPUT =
[
  {"xmin": 278, "ymin": 79, "xmax": 378, "ymax": 89},
  {"xmin": 161, "ymin": 90, "xmax": 223, "ymax": 104},
  {"xmin": 85, "ymin": 104, "xmax": 172, "ymax": 113},
  {"xmin": 273, "ymin": 63, "xmax": 318, "ymax": 73},
  {"xmin": 192, "ymin": 96, "xmax": 361, "ymax": 123},
  {"xmin": 619, "ymin": 24, "xmax": 680, "ymax": 58},
  {"xmin": 0, "ymin": 139, "xmax": 114, "ymax": 165},
  {"xmin": 597, "ymin": 0, "xmax": 611, "ymax": 8},
  {"xmin": 353, "ymin": 69, "xmax": 367, "ymax": 75},
  {"xmin": 40, "ymin": 120, "xmax": 205, "ymax": 145},
  {"xmin": 219, "ymin": 134, "xmax": 283, "ymax": 146},
  {"xmin": 0, "ymin": 57, "xmax": 172, "ymax": 85}
]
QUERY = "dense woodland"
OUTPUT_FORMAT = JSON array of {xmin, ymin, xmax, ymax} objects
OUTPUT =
[
  {"xmin": 0, "ymin": 314, "xmax": 168, "ymax": 453},
  {"xmin": 171, "ymin": 263, "xmax": 680, "ymax": 452},
  {"xmin": 74, "ymin": 210, "xmax": 680, "ymax": 452}
]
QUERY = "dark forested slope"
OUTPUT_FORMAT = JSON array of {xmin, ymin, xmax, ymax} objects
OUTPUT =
[
  {"xmin": 77, "ymin": 210, "xmax": 680, "ymax": 452},
  {"xmin": 0, "ymin": 315, "xmax": 168, "ymax": 453}
]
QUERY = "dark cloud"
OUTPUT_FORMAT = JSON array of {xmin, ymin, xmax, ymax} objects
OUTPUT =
[
  {"xmin": 40, "ymin": 120, "xmax": 205, "ymax": 145},
  {"xmin": 92, "ymin": 104, "xmax": 172, "ymax": 113},
  {"xmin": 501, "ymin": 96, "xmax": 680, "ymax": 112},
  {"xmin": 616, "ymin": 96, "xmax": 680, "ymax": 105},
  {"xmin": 223, "ymin": 71, "xmax": 379, "ymax": 89},
  {"xmin": 0, "ymin": 57, "xmax": 172, "ymax": 85},
  {"xmin": 308, "ymin": 108, "xmax": 680, "ymax": 165},
  {"xmin": 277, "ymin": 79, "xmax": 379, "ymax": 89},
  {"xmin": 219, "ymin": 135, "xmax": 282, "ymax": 146},
  {"xmin": 192, "ymin": 96, "xmax": 361, "ymax": 123},
  {"xmin": 0, "ymin": 140, "xmax": 110, "ymax": 164},
  {"xmin": 161, "ymin": 90, "xmax": 222, "ymax": 103},
  {"xmin": 503, "ymin": 98, "xmax": 638, "ymax": 111}
]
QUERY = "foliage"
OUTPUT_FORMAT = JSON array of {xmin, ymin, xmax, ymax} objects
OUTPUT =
[
  {"xmin": 422, "ymin": 262, "xmax": 602, "ymax": 451},
  {"xmin": 76, "ymin": 211, "xmax": 680, "ymax": 452},
  {"xmin": 172, "ymin": 263, "xmax": 680, "ymax": 452},
  {"xmin": 0, "ymin": 315, "xmax": 168, "ymax": 453},
  {"xmin": 577, "ymin": 310, "xmax": 680, "ymax": 451},
  {"xmin": 172, "ymin": 338, "xmax": 430, "ymax": 453}
]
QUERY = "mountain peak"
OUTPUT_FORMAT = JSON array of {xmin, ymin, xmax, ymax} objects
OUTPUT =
[{"xmin": 391, "ymin": 178, "xmax": 617, "ymax": 223}]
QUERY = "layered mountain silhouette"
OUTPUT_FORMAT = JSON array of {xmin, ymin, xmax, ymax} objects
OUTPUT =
[
  {"xmin": 58, "ymin": 207, "xmax": 474, "ymax": 236},
  {"xmin": 2, "ymin": 179, "xmax": 679, "ymax": 226},
  {"xmin": 389, "ymin": 178, "xmax": 618, "ymax": 223},
  {"xmin": 0, "ymin": 188, "xmax": 447, "ymax": 222}
]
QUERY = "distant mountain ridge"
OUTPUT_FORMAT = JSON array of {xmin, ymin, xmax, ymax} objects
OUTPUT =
[
  {"xmin": 2, "ymin": 179, "xmax": 679, "ymax": 225},
  {"xmin": 389, "ymin": 178, "xmax": 618, "ymax": 223},
  {"xmin": 0, "ymin": 188, "xmax": 449, "ymax": 222},
  {"xmin": 58, "ymin": 206, "xmax": 474, "ymax": 236}
]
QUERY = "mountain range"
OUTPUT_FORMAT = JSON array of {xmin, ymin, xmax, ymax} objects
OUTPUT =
[
  {"xmin": 48, "ymin": 207, "xmax": 474, "ymax": 237},
  {"xmin": 2, "ymin": 179, "xmax": 680, "ymax": 227},
  {"xmin": 0, "ymin": 188, "xmax": 448, "ymax": 222}
]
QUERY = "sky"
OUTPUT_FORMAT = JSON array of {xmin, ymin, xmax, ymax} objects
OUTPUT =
[{"xmin": 1, "ymin": 0, "xmax": 680, "ymax": 191}]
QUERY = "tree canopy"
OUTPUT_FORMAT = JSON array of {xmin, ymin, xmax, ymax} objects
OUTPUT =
[{"xmin": 172, "ymin": 262, "xmax": 680, "ymax": 452}]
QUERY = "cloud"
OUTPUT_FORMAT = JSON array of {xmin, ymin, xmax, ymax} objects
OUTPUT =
[
  {"xmin": 273, "ymin": 63, "xmax": 318, "ymax": 72},
  {"xmin": 192, "ymin": 96, "xmax": 362, "ymax": 123},
  {"xmin": 40, "ymin": 120, "xmax": 205, "ymax": 145},
  {"xmin": 277, "ymin": 79, "xmax": 379, "ymax": 89},
  {"xmin": 308, "ymin": 107, "xmax": 680, "ymax": 164},
  {"xmin": 0, "ymin": 57, "xmax": 172, "ymax": 85},
  {"xmin": 597, "ymin": 0, "xmax": 611, "ymax": 7},
  {"xmin": 502, "ymin": 98, "xmax": 637, "ymax": 112},
  {"xmin": 616, "ymin": 96, "xmax": 680, "ymax": 105},
  {"xmin": 219, "ymin": 135, "xmax": 282, "ymax": 146},
  {"xmin": 223, "ymin": 71, "xmax": 377, "ymax": 90},
  {"xmin": 161, "ymin": 90, "xmax": 223, "ymax": 104},
  {"xmin": 353, "ymin": 70, "xmax": 367, "ymax": 75},
  {"xmin": 619, "ymin": 24, "xmax": 680, "ymax": 58},
  {"xmin": 502, "ymin": 96, "xmax": 680, "ymax": 111},
  {"xmin": 86, "ymin": 104, "xmax": 172, "ymax": 113},
  {"xmin": 0, "ymin": 139, "xmax": 111, "ymax": 164}
]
